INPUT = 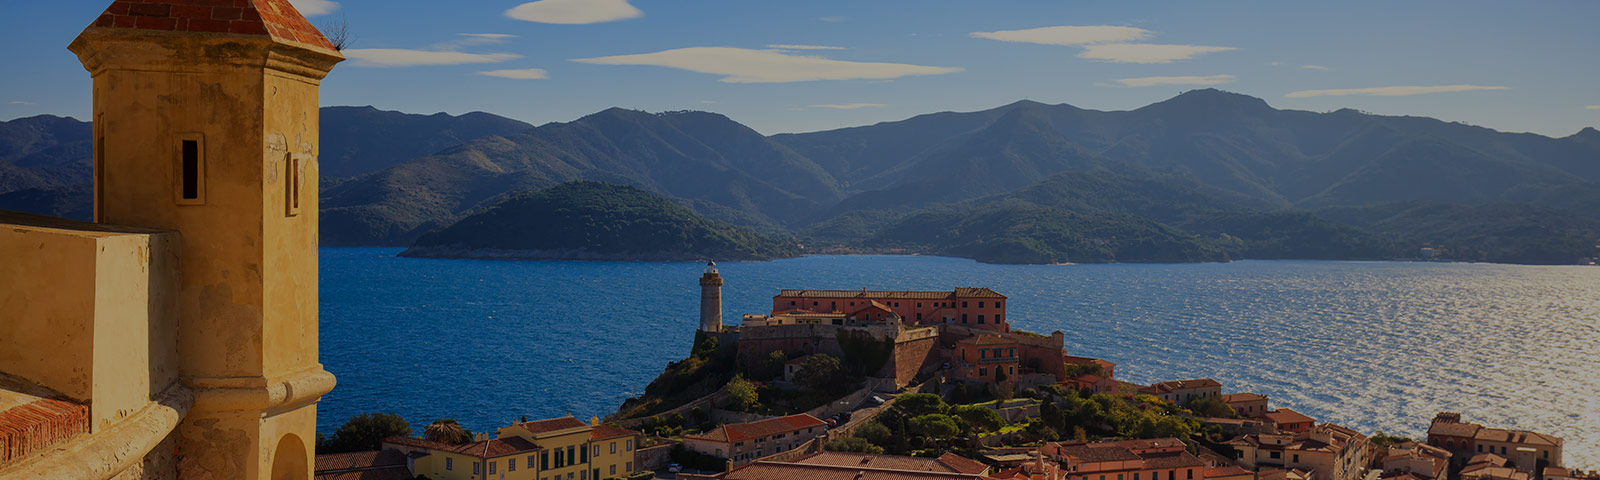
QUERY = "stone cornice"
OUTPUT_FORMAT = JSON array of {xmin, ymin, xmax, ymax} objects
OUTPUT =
[
  {"xmin": 183, "ymin": 366, "xmax": 336, "ymax": 415},
  {"xmin": 69, "ymin": 28, "xmax": 341, "ymax": 81}
]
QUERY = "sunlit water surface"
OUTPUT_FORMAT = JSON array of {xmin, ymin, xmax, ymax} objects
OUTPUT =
[{"xmin": 320, "ymin": 249, "xmax": 1600, "ymax": 468}]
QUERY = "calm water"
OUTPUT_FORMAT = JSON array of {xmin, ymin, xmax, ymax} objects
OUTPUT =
[{"xmin": 319, "ymin": 249, "xmax": 1600, "ymax": 468}]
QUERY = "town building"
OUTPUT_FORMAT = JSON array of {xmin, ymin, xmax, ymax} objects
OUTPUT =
[
  {"xmin": 1425, "ymin": 412, "xmax": 1563, "ymax": 471},
  {"xmin": 772, "ymin": 288, "xmax": 1010, "ymax": 331},
  {"xmin": 1380, "ymin": 442, "xmax": 1451, "ymax": 480},
  {"xmin": 1065, "ymin": 374, "xmax": 1121, "ymax": 394},
  {"xmin": 1262, "ymin": 409, "xmax": 1316, "ymax": 433},
  {"xmin": 1207, "ymin": 465, "xmax": 1258, "ymax": 480},
  {"xmin": 1141, "ymin": 379, "xmax": 1223, "ymax": 406},
  {"xmin": 383, "ymin": 415, "xmax": 644, "ymax": 480},
  {"xmin": 314, "ymin": 450, "xmax": 414, "ymax": 480},
  {"xmin": 1042, "ymin": 437, "xmax": 1209, "ymax": 480},
  {"xmin": 1222, "ymin": 393, "xmax": 1270, "ymax": 417},
  {"xmin": 0, "ymin": 1, "xmax": 341, "ymax": 478},
  {"xmin": 1064, "ymin": 356, "xmax": 1117, "ymax": 379},
  {"xmin": 682, "ymin": 414, "xmax": 828, "ymax": 465},
  {"xmin": 1226, "ymin": 424, "xmax": 1370, "ymax": 480},
  {"xmin": 953, "ymin": 334, "xmax": 1022, "ymax": 383},
  {"xmin": 701, "ymin": 262, "xmax": 724, "ymax": 332},
  {"xmin": 681, "ymin": 451, "xmax": 991, "ymax": 480},
  {"xmin": 1460, "ymin": 454, "xmax": 1531, "ymax": 480}
]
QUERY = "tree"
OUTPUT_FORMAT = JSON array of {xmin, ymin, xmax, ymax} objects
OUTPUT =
[
  {"xmin": 727, "ymin": 375, "xmax": 759, "ymax": 411},
  {"xmin": 1187, "ymin": 397, "xmax": 1237, "ymax": 418},
  {"xmin": 908, "ymin": 414, "xmax": 960, "ymax": 440},
  {"xmin": 319, "ymin": 412, "xmax": 412, "ymax": 454},
  {"xmin": 854, "ymin": 422, "xmax": 893, "ymax": 445},
  {"xmin": 793, "ymin": 354, "xmax": 845, "ymax": 394},
  {"xmin": 951, "ymin": 405, "xmax": 1007, "ymax": 433},
  {"xmin": 763, "ymin": 350, "xmax": 788, "ymax": 380},
  {"xmin": 894, "ymin": 393, "xmax": 947, "ymax": 417},
  {"xmin": 824, "ymin": 436, "xmax": 885, "ymax": 454},
  {"xmin": 424, "ymin": 419, "xmax": 468, "ymax": 444}
]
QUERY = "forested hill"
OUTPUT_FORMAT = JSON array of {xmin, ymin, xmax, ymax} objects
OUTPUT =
[{"xmin": 400, "ymin": 181, "xmax": 800, "ymax": 261}]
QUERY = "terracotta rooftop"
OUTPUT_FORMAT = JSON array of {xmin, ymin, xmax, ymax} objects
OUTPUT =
[
  {"xmin": 1148, "ymin": 379, "xmax": 1222, "ymax": 392},
  {"xmin": 1473, "ymin": 428, "xmax": 1561, "ymax": 447},
  {"xmin": 686, "ymin": 414, "xmax": 826, "ymax": 443},
  {"xmin": 590, "ymin": 424, "xmax": 640, "ymax": 441},
  {"xmin": 790, "ymin": 452, "xmax": 989, "ymax": 475},
  {"xmin": 314, "ymin": 450, "xmax": 407, "ymax": 472},
  {"xmin": 517, "ymin": 415, "xmax": 590, "ymax": 434},
  {"xmin": 1207, "ymin": 466, "xmax": 1255, "ymax": 478},
  {"xmin": 1222, "ymin": 393, "xmax": 1267, "ymax": 403},
  {"xmin": 84, "ymin": 0, "xmax": 336, "ymax": 51},
  {"xmin": 1263, "ymin": 408, "xmax": 1315, "ymax": 425},
  {"xmin": 776, "ymin": 288, "xmax": 1005, "ymax": 300},
  {"xmin": 382, "ymin": 435, "xmax": 540, "ymax": 458},
  {"xmin": 1428, "ymin": 421, "xmax": 1483, "ymax": 438},
  {"xmin": 719, "ymin": 461, "xmax": 988, "ymax": 480}
]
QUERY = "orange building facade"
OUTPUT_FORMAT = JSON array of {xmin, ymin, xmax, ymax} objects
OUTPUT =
[{"xmin": 771, "ymin": 288, "xmax": 1009, "ymax": 331}]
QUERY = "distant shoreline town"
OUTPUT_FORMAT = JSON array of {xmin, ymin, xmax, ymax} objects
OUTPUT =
[{"xmin": 320, "ymin": 264, "xmax": 1592, "ymax": 480}]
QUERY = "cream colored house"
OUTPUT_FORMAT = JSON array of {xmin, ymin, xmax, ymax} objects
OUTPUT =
[
  {"xmin": 682, "ymin": 414, "xmax": 827, "ymax": 465},
  {"xmin": 1227, "ymin": 424, "xmax": 1370, "ymax": 480},
  {"xmin": 384, "ymin": 415, "xmax": 644, "ymax": 480}
]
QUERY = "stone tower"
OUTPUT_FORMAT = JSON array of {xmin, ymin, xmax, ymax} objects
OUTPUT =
[
  {"xmin": 700, "ymin": 261, "xmax": 723, "ymax": 332},
  {"xmin": 69, "ymin": 2, "xmax": 342, "ymax": 479}
]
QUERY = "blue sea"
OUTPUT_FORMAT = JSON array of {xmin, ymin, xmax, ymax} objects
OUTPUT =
[{"xmin": 319, "ymin": 249, "xmax": 1600, "ymax": 468}]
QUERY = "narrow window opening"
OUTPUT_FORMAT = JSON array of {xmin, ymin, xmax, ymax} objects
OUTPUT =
[
  {"xmin": 94, "ymin": 114, "xmax": 105, "ymax": 222},
  {"xmin": 181, "ymin": 140, "xmax": 199, "ymax": 199}
]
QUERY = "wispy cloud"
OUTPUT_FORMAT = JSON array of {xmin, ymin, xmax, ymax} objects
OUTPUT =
[
  {"xmin": 431, "ymin": 33, "xmax": 517, "ymax": 51},
  {"xmin": 1585, "ymin": 105, "xmax": 1600, "ymax": 110},
  {"xmin": 810, "ymin": 103, "xmax": 887, "ymax": 110},
  {"xmin": 701, "ymin": 100, "xmax": 718, "ymax": 104},
  {"xmin": 767, "ymin": 44, "xmax": 847, "ymax": 51},
  {"xmin": 8, "ymin": 101, "xmax": 36, "ymax": 105},
  {"xmin": 1109, "ymin": 74, "xmax": 1236, "ymax": 87},
  {"xmin": 479, "ymin": 68, "xmax": 549, "ymax": 80},
  {"xmin": 506, "ymin": 0, "xmax": 641, "ymax": 24},
  {"xmin": 970, "ymin": 25, "xmax": 1150, "ymax": 46},
  {"xmin": 819, "ymin": 16, "xmax": 849, "ymax": 23},
  {"xmin": 1285, "ymin": 85, "xmax": 1509, "ymax": 98},
  {"xmin": 343, "ymin": 49, "xmax": 521, "ymax": 67},
  {"xmin": 572, "ymin": 47, "xmax": 961, "ymax": 83},
  {"xmin": 1300, "ymin": 65, "xmax": 1332, "ymax": 71},
  {"xmin": 1079, "ymin": 44, "xmax": 1235, "ymax": 63},
  {"xmin": 288, "ymin": 0, "xmax": 338, "ymax": 16},
  {"xmin": 461, "ymin": 33, "xmax": 517, "ymax": 40}
]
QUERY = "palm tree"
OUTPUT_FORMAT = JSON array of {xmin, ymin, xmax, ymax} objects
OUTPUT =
[{"xmin": 424, "ymin": 419, "xmax": 467, "ymax": 444}]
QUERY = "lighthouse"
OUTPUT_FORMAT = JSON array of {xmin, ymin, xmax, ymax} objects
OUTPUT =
[{"xmin": 699, "ymin": 261, "xmax": 723, "ymax": 332}]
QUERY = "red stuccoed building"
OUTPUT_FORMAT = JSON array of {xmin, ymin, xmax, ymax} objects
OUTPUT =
[{"xmin": 771, "ymin": 287, "xmax": 1009, "ymax": 331}]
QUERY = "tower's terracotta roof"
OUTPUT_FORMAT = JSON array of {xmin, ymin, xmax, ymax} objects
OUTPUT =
[{"xmin": 86, "ymin": 0, "xmax": 335, "ymax": 51}]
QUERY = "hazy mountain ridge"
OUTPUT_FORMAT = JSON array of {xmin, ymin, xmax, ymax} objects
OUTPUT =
[{"xmin": 4, "ymin": 91, "xmax": 1597, "ymax": 264}]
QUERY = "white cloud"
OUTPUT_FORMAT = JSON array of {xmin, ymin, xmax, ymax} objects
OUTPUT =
[
  {"xmin": 461, "ymin": 34, "xmax": 517, "ymax": 40},
  {"xmin": 768, "ymin": 44, "xmax": 847, "ymax": 51},
  {"xmin": 1584, "ymin": 105, "xmax": 1600, "ymax": 110},
  {"xmin": 8, "ymin": 101, "xmax": 35, "ymax": 105},
  {"xmin": 810, "ymin": 103, "xmax": 887, "ymax": 110},
  {"xmin": 1111, "ymin": 74, "xmax": 1236, "ymax": 87},
  {"xmin": 479, "ymin": 68, "xmax": 549, "ymax": 80},
  {"xmin": 1285, "ymin": 85, "xmax": 1509, "ymax": 98},
  {"xmin": 970, "ymin": 25, "xmax": 1150, "ymax": 46},
  {"xmin": 1300, "ymin": 65, "xmax": 1332, "ymax": 71},
  {"xmin": 571, "ymin": 47, "xmax": 962, "ymax": 83},
  {"xmin": 701, "ymin": 100, "xmax": 718, "ymax": 104},
  {"xmin": 287, "ymin": 0, "xmax": 338, "ymax": 16},
  {"xmin": 343, "ymin": 49, "xmax": 521, "ymax": 67},
  {"xmin": 1078, "ymin": 43, "xmax": 1235, "ymax": 63},
  {"xmin": 506, "ymin": 0, "xmax": 641, "ymax": 24},
  {"xmin": 819, "ymin": 16, "xmax": 849, "ymax": 23}
]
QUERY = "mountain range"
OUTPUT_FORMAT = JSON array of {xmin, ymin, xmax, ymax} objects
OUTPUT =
[{"xmin": 3, "ymin": 89, "xmax": 1596, "ymax": 264}]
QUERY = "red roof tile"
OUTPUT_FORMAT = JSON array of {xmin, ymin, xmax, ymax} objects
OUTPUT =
[
  {"xmin": 315, "ymin": 450, "xmax": 406, "ymax": 473},
  {"xmin": 687, "ymin": 414, "xmax": 826, "ymax": 443},
  {"xmin": 775, "ymin": 288, "xmax": 1005, "ymax": 300},
  {"xmin": 789, "ymin": 452, "xmax": 988, "ymax": 475},
  {"xmin": 518, "ymin": 416, "xmax": 590, "ymax": 434},
  {"xmin": 1264, "ymin": 408, "xmax": 1315, "ymax": 425},
  {"xmin": 590, "ymin": 424, "xmax": 641, "ymax": 441},
  {"xmin": 382, "ymin": 435, "xmax": 540, "ymax": 458},
  {"xmin": 84, "ymin": 0, "xmax": 336, "ymax": 51}
]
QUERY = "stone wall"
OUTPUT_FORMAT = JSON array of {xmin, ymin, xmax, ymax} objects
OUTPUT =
[{"xmin": 889, "ymin": 335, "xmax": 940, "ymax": 387}]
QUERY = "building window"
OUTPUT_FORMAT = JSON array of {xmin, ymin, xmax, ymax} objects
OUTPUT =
[
  {"xmin": 978, "ymin": 314, "xmax": 985, "ymax": 324},
  {"xmin": 594, "ymin": 445, "xmax": 600, "ymax": 458},
  {"xmin": 1008, "ymin": 347, "xmax": 1015, "ymax": 357},
  {"xmin": 474, "ymin": 462, "xmax": 481, "ymax": 475},
  {"xmin": 997, "ymin": 314, "xmax": 1003, "ymax": 323},
  {"xmin": 627, "ymin": 462, "xmax": 633, "ymax": 472},
  {"xmin": 611, "ymin": 442, "xmax": 617, "ymax": 454},
  {"xmin": 612, "ymin": 465, "xmax": 619, "ymax": 476},
  {"xmin": 963, "ymin": 301, "xmax": 969, "ymax": 308},
  {"xmin": 962, "ymin": 314, "xmax": 968, "ymax": 323},
  {"xmin": 577, "ymin": 445, "xmax": 585, "ymax": 463},
  {"xmin": 581, "ymin": 470, "xmax": 587, "ymax": 480},
  {"xmin": 556, "ymin": 449, "xmax": 564, "ymax": 467},
  {"xmin": 1009, "ymin": 366, "xmax": 1015, "ymax": 376},
  {"xmin": 917, "ymin": 303, "xmax": 922, "ymax": 308},
  {"xmin": 543, "ymin": 451, "xmax": 550, "ymax": 470},
  {"xmin": 511, "ymin": 458, "xmax": 517, "ymax": 471},
  {"xmin": 1293, "ymin": 454, "xmax": 1299, "ymax": 463},
  {"xmin": 530, "ymin": 455, "xmax": 537, "ymax": 469},
  {"xmin": 446, "ymin": 458, "xmax": 453, "ymax": 470},
  {"xmin": 979, "ymin": 301, "xmax": 985, "ymax": 308},
  {"xmin": 979, "ymin": 367, "xmax": 987, "ymax": 377},
  {"xmin": 1187, "ymin": 470, "xmax": 1193, "ymax": 480},
  {"xmin": 175, "ymin": 133, "xmax": 206, "ymax": 204},
  {"xmin": 981, "ymin": 350, "xmax": 987, "ymax": 359},
  {"xmin": 568, "ymin": 473, "xmax": 574, "ymax": 480},
  {"xmin": 917, "ymin": 313, "xmax": 922, "ymax": 320},
  {"xmin": 490, "ymin": 461, "xmax": 498, "ymax": 474}
]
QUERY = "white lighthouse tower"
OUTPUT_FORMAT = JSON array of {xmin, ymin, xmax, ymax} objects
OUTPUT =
[{"xmin": 699, "ymin": 261, "xmax": 723, "ymax": 332}]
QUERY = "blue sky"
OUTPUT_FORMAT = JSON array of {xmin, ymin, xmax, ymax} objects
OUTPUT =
[{"xmin": 3, "ymin": 0, "xmax": 1597, "ymax": 136}]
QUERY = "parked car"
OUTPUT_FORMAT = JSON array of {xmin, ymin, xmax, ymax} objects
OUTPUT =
[
  {"xmin": 825, "ymin": 418, "xmax": 838, "ymax": 428},
  {"xmin": 668, "ymin": 463, "xmax": 682, "ymax": 473}
]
